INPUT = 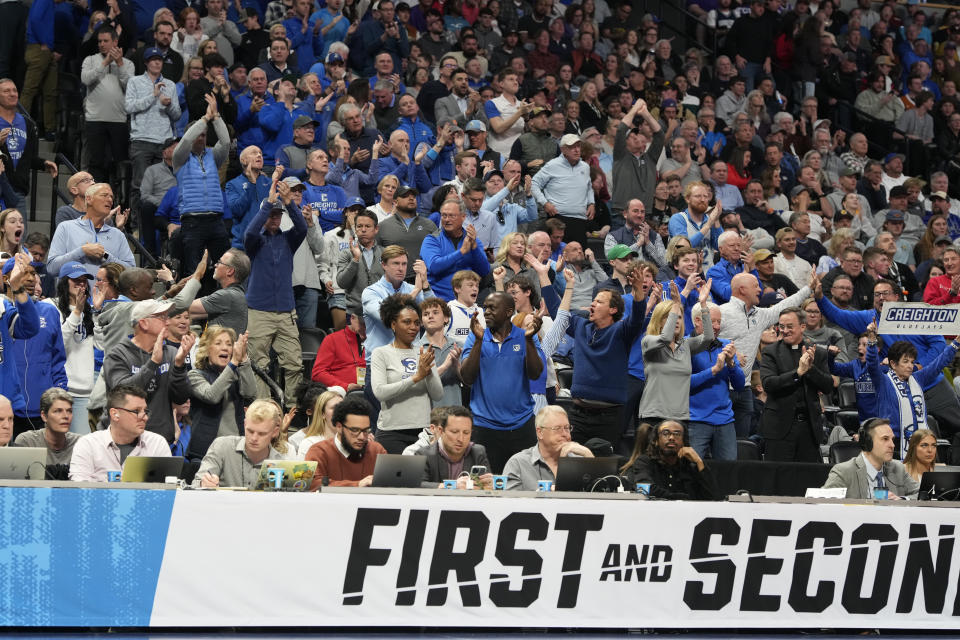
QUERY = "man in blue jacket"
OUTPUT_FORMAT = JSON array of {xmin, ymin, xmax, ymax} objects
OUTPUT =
[
  {"xmin": 688, "ymin": 301, "xmax": 744, "ymax": 460},
  {"xmin": 0, "ymin": 253, "xmax": 41, "ymax": 429},
  {"xmin": 234, "ymin": 68, "xmax": 274, "ymax": 152},
  {"xmin": 815, "ymin": 276, "xmax": 960, "ymax": 440},
  {"xmin": 245, "ymin": 169, "xmax": 307, "ymax": 402},
  {"xmin": 226, "ymin": 145, "xmax": 272, "ymax": 248},
  {"xmin": 706, "ymin": 229, "xmax": 753, "ymax": 304},
  {"xmin": 4, "ymin": 258, "xmax": 66, "ymax": 436},
  {"xmin": 420, "ymin": 199, "xmax": 491, "ymax": 300}
]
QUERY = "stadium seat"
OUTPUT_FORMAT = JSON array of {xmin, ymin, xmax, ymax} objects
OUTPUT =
[{"xmin": 828, "ymin": 441, "xmax": 861, "ymax": 465}]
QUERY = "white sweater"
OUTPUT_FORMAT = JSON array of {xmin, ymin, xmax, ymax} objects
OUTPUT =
[{"xmin": 57, "ymin": 302, "xmax": 96, "ymax": 396}]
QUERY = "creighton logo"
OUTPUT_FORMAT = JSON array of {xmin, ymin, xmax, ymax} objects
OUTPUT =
[
  {"xmin": 513, "ymin": 344, "xmax": 521, "ymax": 352},
  {"xmin": 884, "ymin": 307, "xmax": 957, "ymax": 323}
]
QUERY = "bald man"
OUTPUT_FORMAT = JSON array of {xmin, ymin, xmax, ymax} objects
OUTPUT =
[
  {"xmin": 55, "ymin": 172, "xmax": 97, "ymax": 226},
  {"xmin": 718, "ymin": 270, "xmax": 815, "ymax": 437},
  {"xmin": 0, "ymin": 394, "xmax": 12, "ymax": 447},
  {"xmin": 377, "ymin": 129, "xmax": 432, "ymax": 194}
]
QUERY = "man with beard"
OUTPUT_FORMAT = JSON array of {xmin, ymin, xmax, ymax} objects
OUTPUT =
[
  {"xmin": 669, "ymin": 181, "xmax": 723, "ymax": 265},
  {"xmin": 435, "ymin": 68, "xmax": 485, "ymax": 129},
  {"xmin": 305, "ymin": 396, "xmax": 384, "ymax": 488},
  {"xmin": 622, "ymin": 420, "xmax": 719, "ymax": 500},
  {"xmin": 737, "ymin": 179, "xmax": 787, "ymax": 239},
  {"xmin": 509, "ymin": 107, "xmax": 559, "ymax": 175},
  {"xmin": 604, "ymin": 198, "xmax": 666, "ymax": 268}
]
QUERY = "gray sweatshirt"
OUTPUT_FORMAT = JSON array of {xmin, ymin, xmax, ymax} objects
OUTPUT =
[
  {"xmin": 638, "ymin": 309, "xmax": 713, "ymax": 422},
  {"xmin": 371, "ymin": 344, "xmax": 443, "ymax": 432}
]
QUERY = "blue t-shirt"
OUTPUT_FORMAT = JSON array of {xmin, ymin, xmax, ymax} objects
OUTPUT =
[
  {"xmin": 302, "ymin": 183, "xmax": 346, "ymax": 233},
  {"xmin": 0, "ymin": 113, "xmax": 28, "ymax": 168},
  {"xmin": 462, "ymin": 325, "xmax": 541, "ymax": 430}
]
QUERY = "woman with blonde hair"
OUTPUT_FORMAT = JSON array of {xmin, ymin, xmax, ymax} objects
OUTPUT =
[
  {"xmin": 491, "ymin": 232, "xmax": 539, "ymax": 293},
  {"xmin": 296, "ymin": 390, "xmax": 343, "ymax": 457},
  {"xmin": 801, "ymin": 298, "xmax": 847, "ymax": 361},
  {"xmin": 368, "ymin": 175, "xmax": 399, "ymax": 222},
  {"xmin": 903, "ymin": 428, "xmax": 938, "ymax": 482},
  {"xmin": 186, "ymin": 326, "xmax": 257, "ymax": 461},
  {"xmin": 817, "ymin": 227, "xmax": 856, "ymax": 274},
  {"xmin": 577, "ymin": 80, "xmax": 606, "ymax": 131},
  {"xmin": 638, "ymin": 280, "xmax": 713, "ymax": 426}
]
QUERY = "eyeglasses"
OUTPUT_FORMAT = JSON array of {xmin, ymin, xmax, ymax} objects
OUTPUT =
[
  {"xmin": 659, "ymin": 429, "xmax": 683, "ymax": 438},
  {"xmin": 842, "ymin": 257, "xmax": 863, "ymax": 264},
  {"xmin": 875, "ymin": 290, "xmax": 897, "ymax": 298},
  {"xmin": 116, "ymin": 407, "xmax": 150, "ymax": 419},
  {"xmin": 541, "ymin": 424, "xmax": 572, "ymax": 432},
  {"xmin": 342, "ymin": 425, "xmax": 372, "ymax": 436}
]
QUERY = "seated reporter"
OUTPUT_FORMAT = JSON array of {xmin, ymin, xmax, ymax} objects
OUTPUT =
[
  {"xmin": 69, "ymin": 385, "xmax": 171, "ymax": 482},
  {"xmin": 418, "ymin": 405, "xmax": 492, "ymax": 489},
  {"xmin": 194, "ymin": 399, "xmax": 295, "ymax": 488},
  {"xmin": 371, "ymin": 294, "xmax": 443, "ymax": 454},
  {"xmin": 903, "ymin": 428, "xmax": 938, "ymax": 483},
  {"xmin": 621, "ymin": 421, "xmax": 720, "ymax": 500},
  {"xmin": 503, "ymin": 405, "xmax": 594, "ymax": 491},
  {"xmin": 14, "ymin": 388, "xmax": 79, "ymax": 480},
  {"xmin": 822, "ymin": 418, "xmax": 919, "ymax": 499},
  {"xmin": 304, "ymin": 396, "xmax": 386, "ymax": 489}
]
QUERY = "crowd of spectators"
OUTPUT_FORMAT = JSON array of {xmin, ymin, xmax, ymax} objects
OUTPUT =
[{"xmin": 1, "ymin": 0, "xmax": 960, "ymax": 499}]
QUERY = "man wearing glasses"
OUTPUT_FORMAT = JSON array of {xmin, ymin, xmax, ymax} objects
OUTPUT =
[
  {"xmin": 101, "ymin": 299, "xmax": 193, "ymax": 444},
  {"xmin": 623, "ymin": 420, "xmax": 718, "ymax": 500},
  {"xmin": 820, "ymin": 247, "xmax": 874, "ymax": 310},
  {"xmin": 69, "ymin": 385, "xmax": 171, "ymax": 482},
  {"xmin": 503, "ymin": 406, "xmax": 593, "ymax": 491},
  {"xmin": 304, "ymin": 396, "xmax": 384, "ymax": 489}
]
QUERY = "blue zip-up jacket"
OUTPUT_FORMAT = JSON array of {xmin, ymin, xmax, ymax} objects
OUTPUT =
[
  {"xmin": 176, "ymin": 154, "xmax": 225, "ymax": 216},
  {"xmin": 0, "ymin": 296, "xmax": 40, "ymax": 414},
  {"xmin": 622, "ymin": 293, "xmax": 655, "ymax": 379},
  {"xmin": 421, "ymin": 142, "xmax": 455, "ymax": 186},
  {"xmin": 234, "ymin": 91, "xmax": 275, "ymax": 151},
  {"xmin": 706, "ymin": 257, "xmax": 751, "ymax": 304},
  {"xmin": 566, "ymin": 296, "xmax": 644, "ymax": 404},
  {"xmin": 226, "ymin": 172, "xmax": 272, "ymax": 248},
  {"xmin": 27, "ymin": 0, "xmax": 54, "ymax": 47},
  {"xmin": 282, "ymin": 17, "xmax": 323, "ymax": 74},
  {"xmin": 420, "ymin": 228, "xmax": 492, "ymax": 300},
  {"xmin": 829, "ymin": 357, "xmax": 877, "ymax": 421},
  {"xmin": 867, "ymin": 341, "xmax": 959, "ymax": 441},
  {"xmin": 690, "ymin": 337, "xmax": 744, "ymax": 425},
  {"xmin": 244, "ymin": 199, "xmax": 307, "ymax": 312},
  {"xmin": 377, "ymin": 155, "xmax": 433, "ymax": 192},
  {"xmin": 259, "ymin": 101, "xmax": 309, "ymax": 162},
  {"xmin": 326, "ymin": 158, "xmax": 380, "ymax": 200},
  {"xmin": 818, "ymin": 296, "xmax": 946, "ymax": 390},
  {"xmin": 396, "ymin": 115, "xmax": 435, "ymax": 159},
  {"xmin": 12, "ymin": 300, "xmax": 67, "ymax": 417}
]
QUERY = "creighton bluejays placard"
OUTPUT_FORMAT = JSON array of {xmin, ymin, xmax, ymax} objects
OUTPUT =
[{"xmin": 878, "ymin": 301, "xmax": 960, "ymax": 335}]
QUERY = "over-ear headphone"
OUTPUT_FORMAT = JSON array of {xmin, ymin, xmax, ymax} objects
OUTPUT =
[{"xmin": 859, "ymin": 418, "xmax": 886, "ymax": 452}]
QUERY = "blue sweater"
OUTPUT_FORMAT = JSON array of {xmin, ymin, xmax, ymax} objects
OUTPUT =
[
  {"xmin": 867, "ymin": 341, "xmax": 958, "ymax": 440},
  {"xmin": 0, "ymin": 296, "xmax": 40, "ymax": 413},
  {"xmin": 622, "ymin": 293, "xmax": 654, "ymax": 379},
  {"xmin": 244, "ymin": 199, "xmax": 308, "ymax": 312},
  {"xmin": 27, "ymin": 0, "xmax": 54, "ymax": 47},
  {"xmin": 706, "ymin": 258, "xmax": 751, "ymax": 304},
  {"xmin": 829, "ymin": 357, "xmax": 877, "ymax": 421},
  {"xmin": 689, "ymin": 338, "xmax": 744, "ymax": 425},
  {"xmin": 661, "ymin": 276, "xmax": 700, "ymax": 336},
  {"xmin": 12, "ymin": 300, "xmax": 67, "ymax": 417},
  {"xmin": 283, "ymin": 17, "xmax": 323, "ymax": 75},
  {"xmin": 259, "ymin": 102, "xmax": 309, "ymax": 162},
  {"xmin": 226, "ymin": 173, "xmax": 272, "ymax": 249},
  {"xmin": 566, "ymin": 297, "xmax": 644, "ymax": 404},
  {"xmin": 377, "ymin": 156, "xmax": 433, "ymax": 192},
  {"xmin": 420, "ymin": 229, "xmax": 491, "ymax": 300},
  {"xmin": 234, "ymin": 92, "xmax": 276, "ymax": 151},
  {"xmin": 818, "ymin": 296, "xmax": 947, "ymax": 390}
]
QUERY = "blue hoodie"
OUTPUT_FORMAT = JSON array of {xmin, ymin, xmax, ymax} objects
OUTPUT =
[
  {"xmin": 12, "ymin": 300, "xmax": 67, "ymax": 417},
  {"xmin": 829, "ymin": 356, "xmax": 877, "ymax": 421},
  {"xmin": 0, "ymin": 296, "xmax": 40, "ymax": 413}
]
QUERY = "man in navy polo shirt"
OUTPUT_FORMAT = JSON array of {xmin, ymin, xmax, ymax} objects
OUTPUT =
[{"xmin": 460, "ymin": 291, "xmax": 543, "ymax": 473}]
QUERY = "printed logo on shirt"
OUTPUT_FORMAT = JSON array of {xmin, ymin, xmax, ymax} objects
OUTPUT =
[
  {"xmin": 38, "ymin": 317, "xmax": 46, "ymax": 329},
  {"xmin": 131, "ymin": 366, "xmax": 140, "ymax": 374},
  {"xmin": 455, "ymin": 328, "xmax": 469, "ymax": 336},
  {"xmin": 400, "ymin": 357, "xmax": 417, "ymax": 378},
  {"xmin": 513, "ymin": 344, "xmax": 521, "ymax": 352},
  {"xmin": 159, "ymin": 363, "xmax": 169, "ymax": 374}
]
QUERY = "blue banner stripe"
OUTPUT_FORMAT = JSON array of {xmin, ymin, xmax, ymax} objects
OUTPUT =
[{"xmin": 0, "ymin": 487, "xmax": 174, "ymax": 626}]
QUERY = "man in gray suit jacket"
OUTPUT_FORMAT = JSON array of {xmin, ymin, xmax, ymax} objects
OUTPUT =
[
  {"xmin": 434, "ymin": 68, "xmax": 485, "ymax": 129},
  {"xmin": 823, "ymin": 418, "xmax": 919, "ymax": 499},
  {"xmin": 417, "ymin": 406, "xmax": 493, "ymax": 488}
]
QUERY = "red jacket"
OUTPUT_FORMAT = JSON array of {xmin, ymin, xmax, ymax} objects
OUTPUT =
[
  {"xmin": 310, "ymin": 327, "xmax": 365, "ymax": 388},
  {"xmin": 923, "ymin": 273, "xmax": 960, "ymax": 305}
]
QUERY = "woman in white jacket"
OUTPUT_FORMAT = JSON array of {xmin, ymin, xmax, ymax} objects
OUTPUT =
[
  {"xmin": 53, "ymin": 262, "xmax": 96, "ymax": 434},
  {"xmin": 319, "ymin": 204, "xmax": 360, "ymax": 331}
]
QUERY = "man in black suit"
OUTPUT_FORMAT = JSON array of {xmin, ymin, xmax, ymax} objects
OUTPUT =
[
  {"xmin": 416, "ymin": 406, "xmax": 493, "ymax": 488},
  {"xmin": 759, "ymin": 307, "xmax": 835, "ymax": 462}
]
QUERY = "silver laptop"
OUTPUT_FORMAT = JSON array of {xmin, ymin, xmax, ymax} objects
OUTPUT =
[{"xmin": 0, "ymin": 447, "xmax": 47, "ymax": 480}]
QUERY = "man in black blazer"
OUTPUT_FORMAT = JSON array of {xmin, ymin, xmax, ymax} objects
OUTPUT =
[
  {"xmin": 759, "ymin": 307, "xmax": 835, "ymax": 462},
  {"xmin": 417, "ymin": 406, "xmax": 493, "ymax": 488}
]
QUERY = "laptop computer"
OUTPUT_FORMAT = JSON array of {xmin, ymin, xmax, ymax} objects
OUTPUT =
[
  {"xmin": 0, "ymin": 447, "xmax": 47, "ymax": 480},
  {"xmin": 554, "ymin": 456, "xmax": 621, "ymax": 492},
  {"xmin": 919, "ymin": 470, "xmax": 960, "ymax": 501},
  {"xmin": 120, "ymin": 456, "xmax": 185, "ymax": 483},
  {"xmin": 249, "ymin": 460, "xmax": 318, "ymax": 491},
  {"xmin": 371, "ymin": 454, "xmax": 425, "ymax": 488}
]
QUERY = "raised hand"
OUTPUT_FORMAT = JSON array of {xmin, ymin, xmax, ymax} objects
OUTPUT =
[
  {"xmin": 524, "ymin": 310, "xmax": 543, "ymax": 338},
  {"xmin": 698, "ymin": 277, "xmax": 712, "ymax": 305},
  {"xmin": 492, "ymin": 265, "xmax": 506, "ymax": 284},
  {"xmin": 193, "ymin": 249, "xmax": 209, "ymax": 280},
  {"xmin": 349, "ymin": 237, "xmax": 361, "ymax": 261},
  {"xmin": 469, "ymin": 311, "xmax": 484, "ymax": 339},
  {"xmin": 414, "ymin": 345, "xmax": 435, "ymax": 382},
  {"xmin": 524, "ymin": 251, "xmax": 547, "ymax": 275},
  {"xmin": 175, "ymin": 331, "xmax": 196, "ymax": 367},
  {"xmin": 668, "ymin": 280, "xmax": 682, "ymax": 311},
  {"xmin": 152, "ymin": 328, "xmax": 168, "ymax": 364}
]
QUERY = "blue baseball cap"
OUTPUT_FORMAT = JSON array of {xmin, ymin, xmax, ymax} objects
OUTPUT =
[
  {"xmin": 58, "ymin": 261, "xmax": 94, "ymax": 279},
  {"xmin": 143, "ymin": 47, "xmax": 164, "ymax": 61},
  {"xmin": 326, "ymin": 52, "xmax": 344, "ymax": 64},
  {"xmin": 345, "ymin": 197, "xmax": 366, "ymax": 209}
]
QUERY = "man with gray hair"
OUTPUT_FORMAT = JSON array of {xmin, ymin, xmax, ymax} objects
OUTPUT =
[
  {"xmin": 502, "ymin": 405, "xmax": 594, "ymax": 490},
  {"xmin": 47, "ymin": 183, "xmax": 136, "ymax": 277},
  {"xmin": 338, "ymin": 102, "xmax": 380, "ymax": 202},
  {"xmin": 14, "ymin": 388, "xmax": 78, "ymax": 479},
  {"xmin": 812, "ymin": 126, "xmax": 846, "ymax": 186},
  {"xmin": 706, "ymin": 229, "xmax": 753, "ymax": 304},
  {"xmin": 187, "ymin": 248, "xmax": 250, "ymax": 333}
]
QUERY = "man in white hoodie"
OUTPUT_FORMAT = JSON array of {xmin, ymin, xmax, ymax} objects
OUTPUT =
[{"xmin": 447, "ymin": 270, "xmax": 485, "ymax": 346}]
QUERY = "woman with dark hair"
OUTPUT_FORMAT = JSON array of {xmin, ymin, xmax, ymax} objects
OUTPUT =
[
  {"xmin": 726, "ymin": 147, "xmax": 752, "ymax": 189},
  {"xmin": 54, "ymin": 264, "xmax": 96, "ymax": 433},
  {"xmin": 371, "ymin": 294, "xmax": 442, "ymax": 453},
  {"xmin": 915, "ymin": 213, "xmax": 949, "ymax": 265},
  {"xmin": 186, "ymin": 326, "xmax": 257, "ymax": 461}
]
